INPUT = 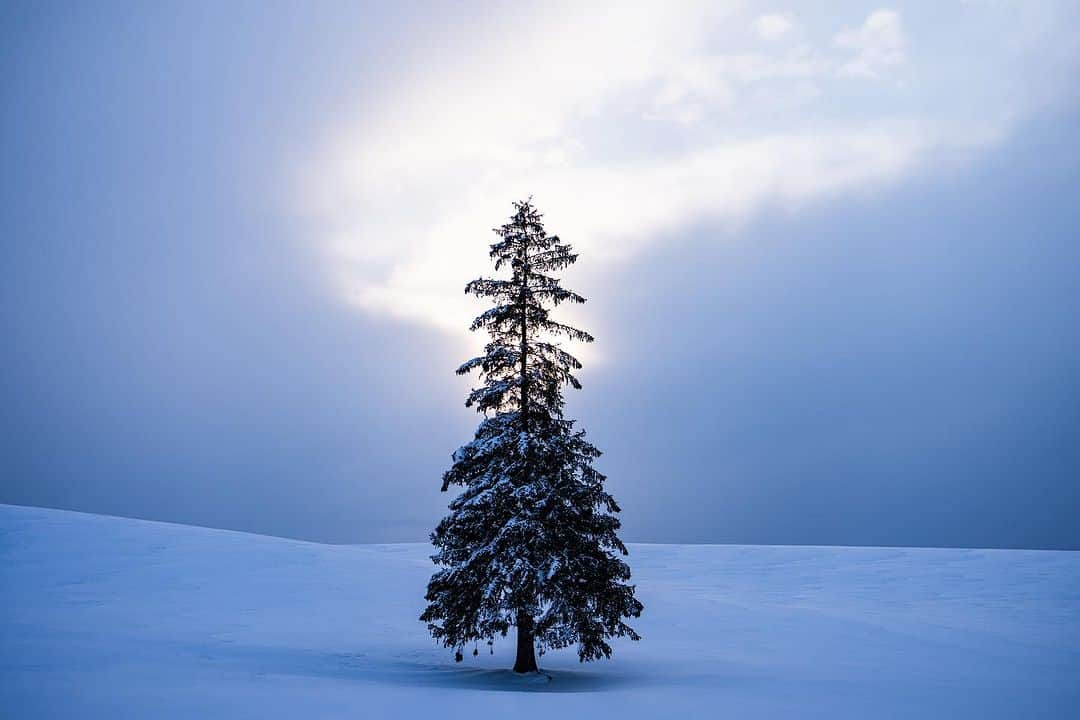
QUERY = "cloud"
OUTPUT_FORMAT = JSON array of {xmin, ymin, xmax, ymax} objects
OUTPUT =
[
  {"xmin": 295, "ymin": 1, "xmax": 1067, "ymax": 336},
  {"xmin": 834, "ymin": 9, "xmax": 907, "ymax": 78},
  {"xmin": 754, "ymin": 13, "xmax": 793, "ymax": 41},
  {"xmin": 323, "ymin": 123, "xmax": 943, "ymax": 336}
]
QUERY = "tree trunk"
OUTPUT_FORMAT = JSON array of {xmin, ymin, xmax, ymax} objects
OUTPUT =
[
  {"xmin": 513, "ymin": 610, "xmax": 538, "ymax": 673},
  {"xmin": 519, "ymin": 234, "xmax": 530, "ymax": 437}
]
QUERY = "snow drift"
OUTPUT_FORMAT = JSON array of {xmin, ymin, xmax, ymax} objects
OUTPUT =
[{"xmin": 1, "ymin": 503, "xmax": 1077, "ymax": 718}]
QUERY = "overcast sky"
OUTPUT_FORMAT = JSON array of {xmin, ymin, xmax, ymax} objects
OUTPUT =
[{"xmin": 2, "ymin": 1, "xmax": 1078, "ymax": 548}]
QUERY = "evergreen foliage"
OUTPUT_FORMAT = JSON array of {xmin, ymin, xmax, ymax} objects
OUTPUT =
[{"xmin": 421, "ymin": 199, "xmax": 643, "ymax": 673}]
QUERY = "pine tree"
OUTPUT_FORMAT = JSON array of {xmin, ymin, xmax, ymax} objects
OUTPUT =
[{"xmin": 421, "ymin": 199, "xmax": 643, "ymax": 674}]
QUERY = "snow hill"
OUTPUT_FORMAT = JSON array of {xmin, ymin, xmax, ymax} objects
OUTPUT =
[{"xmin": 2, "ymin": 504, "xmax": 1077, "ymax": 719}]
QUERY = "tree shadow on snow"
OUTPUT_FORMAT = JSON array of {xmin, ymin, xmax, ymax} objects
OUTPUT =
[
  {"xmin": 196, "ymin": 641, "xmax": 690, "ymax": 693},
  {"xmin": 349, "ymin": 656, "xmax": 741, "ymax": 693},
  {"xmin": 366, "ymin": 661, "xmax": 642, "ymax": 693}
]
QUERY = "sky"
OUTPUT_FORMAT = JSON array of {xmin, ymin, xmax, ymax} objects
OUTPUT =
[{"xmin": 2, "ymin": 1, "xmax": 1078, "ymax": 548}]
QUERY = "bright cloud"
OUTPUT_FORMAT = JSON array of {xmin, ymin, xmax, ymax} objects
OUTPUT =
[
  {"xmin": 755, "ymin": 13, "xmax": 794, "ymax": 41},
  {"xmin": 834, "ymin": 9, "xmax": 907, "ymax": 78},
  {"xmin": 296, "ymin": 1, "xmax": 1075, "ymax": 335}
]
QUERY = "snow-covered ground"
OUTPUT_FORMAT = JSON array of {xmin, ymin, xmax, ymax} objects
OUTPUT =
[{"xmin": 2, "ymin": 504, "xmax": 1077, "ymax": 718}]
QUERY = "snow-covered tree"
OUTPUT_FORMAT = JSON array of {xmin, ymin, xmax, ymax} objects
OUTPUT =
[{"xmin": 421, "ymin": 199, "xmax": 643, "ymax": 674}]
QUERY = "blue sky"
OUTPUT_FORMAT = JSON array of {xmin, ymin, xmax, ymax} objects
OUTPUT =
[{"xmin": 2, "ymin": 1, "xmax": 1078, "ymax": 547}]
